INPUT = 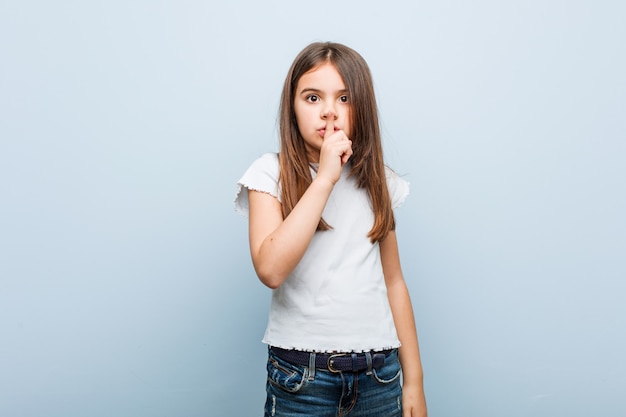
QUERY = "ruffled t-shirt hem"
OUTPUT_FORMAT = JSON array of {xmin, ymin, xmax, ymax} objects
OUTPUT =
[{"xmin": 263, "ymin": 339, "xmax": 402, "ymax": 354}]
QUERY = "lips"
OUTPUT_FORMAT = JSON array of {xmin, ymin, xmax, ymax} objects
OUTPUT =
[{"xmin": 319, "ymin": 127, "xmax": 340, "ymax": 136}]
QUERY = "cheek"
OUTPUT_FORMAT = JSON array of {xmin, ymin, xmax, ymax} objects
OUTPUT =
[
  {"xmin": 293, "ymin": 107, "xmax": 305, "ymax": 128},
  {"xmin": 295, "ymin": 107, "xmax": 313, "ymax": 128},
  {"xmin": 294, "ymin": 114, "xmax": 307, "ymax": 133},
  {"xmin": 343, "ymin": 110, "xmax": 352, "ymax": 136},
  {"xmin": 293, "ymin": 115, "xmax": 310, "ymax": 138}
]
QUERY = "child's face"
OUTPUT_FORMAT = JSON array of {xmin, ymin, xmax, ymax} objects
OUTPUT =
[{"xmin": 294, "ymin": 63, "xmax": 352, "ymax": 162}]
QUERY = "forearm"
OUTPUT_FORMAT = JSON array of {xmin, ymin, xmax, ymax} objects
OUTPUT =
[
  {"xmin": 252, "ymin": 177, "xmax": 334, "ymax": 288},
  {"xmin": 388, "ymin": 279, "xmax": 427, "ymax": 416},
  {"xmin": 387, "ymin": 279, "xmax": 424, "ymax": 387}
]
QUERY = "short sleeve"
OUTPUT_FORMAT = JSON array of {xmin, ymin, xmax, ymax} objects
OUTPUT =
[
  {"xmin": 385, "ymin": 166, "xmax": 410, "ymax": 209},
  {"xmin": 234, "ymin": 153, "xmax": 281, "ymax": 217}
]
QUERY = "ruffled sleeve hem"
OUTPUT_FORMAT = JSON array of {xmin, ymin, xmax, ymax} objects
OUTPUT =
[
  {"xmin": 385, "ymin": 166, "xmax": 410, "ymax": 209},
  {"xmin": 234, "ymin": 153, "xmax": 281, "ymax": 218}
]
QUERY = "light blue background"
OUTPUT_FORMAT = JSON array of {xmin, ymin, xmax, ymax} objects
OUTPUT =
[{"xmin": 1, "ymin": 1, "xmax": 624, "ymax": 416}]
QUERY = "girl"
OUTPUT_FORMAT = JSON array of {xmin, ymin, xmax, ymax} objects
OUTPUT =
[{"xmin": 235, "ymin": 42, "xmax": 427, "ymax": 417}]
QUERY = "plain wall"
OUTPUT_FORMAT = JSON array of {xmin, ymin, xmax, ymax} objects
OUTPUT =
[{"xmin": 1, "ymin": 1, "xmax": 624, "ymax": 416}]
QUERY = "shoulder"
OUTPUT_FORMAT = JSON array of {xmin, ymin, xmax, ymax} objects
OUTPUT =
[
  {"xmin": 240, "ymin": 153, "xmax": 280, "ymax": 184},
  {"xmin": 384, "ymin": 166, "xmax": 410, "ymax": 209},
  {"xmin": 248, "ymin": 152, "xmax": 279, "ymax": 172}
]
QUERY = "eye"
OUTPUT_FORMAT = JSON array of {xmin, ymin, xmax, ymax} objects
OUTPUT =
[
  {"xmin": 306, "ymin": 94, "xmax": 320, "ymax": 103},
  {"xmin": 339, "ymin": 95, "xmax": 349, "ymax": 103}
]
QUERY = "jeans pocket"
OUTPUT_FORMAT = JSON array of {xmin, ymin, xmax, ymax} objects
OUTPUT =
[
  {"xmin": 372, "ymin": 351, "xmax": 402, "ymax": 385},
  {"xmin": 267, "ymin": 352, "xmax": 308, "ymax": 393}
]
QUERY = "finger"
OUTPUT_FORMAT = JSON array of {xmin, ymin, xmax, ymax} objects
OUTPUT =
[
  {"xmin": 341, "ymin": 141, "xmax": 353, "ymax": 164},
  {"xmin": 324, "ymin": 112, "xmax": 335, "ymax": 140}
]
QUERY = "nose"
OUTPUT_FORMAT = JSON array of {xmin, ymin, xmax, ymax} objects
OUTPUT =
[{"xmin": 322, "ymin": 109, "xmax": 337, "ymax": 120}]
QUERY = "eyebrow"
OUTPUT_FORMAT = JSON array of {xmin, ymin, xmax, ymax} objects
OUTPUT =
[{"xmin": 299, "ymin": 88, "xmax": 349, "ymax": 95}]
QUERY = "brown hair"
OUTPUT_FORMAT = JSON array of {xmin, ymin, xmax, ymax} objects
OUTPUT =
[{"xmin": 278, "ymin": 42, "xmax": 395, "ymax": 243}]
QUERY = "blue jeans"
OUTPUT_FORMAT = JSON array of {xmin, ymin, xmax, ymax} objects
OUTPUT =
[{"xmin": 264, "ymin": 347, "xmax": 402, "ymax": 417}]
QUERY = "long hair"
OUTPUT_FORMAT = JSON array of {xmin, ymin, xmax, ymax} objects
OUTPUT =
[{"xmin": 278, "ymin": 42, "xmax": 395, "ymax": 243}]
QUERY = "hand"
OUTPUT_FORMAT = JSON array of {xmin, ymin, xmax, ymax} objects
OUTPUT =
[
  {"xmin": 402, "ymin": 384, "xmax": 427, "ymax": 417},
  {"xmin": 317, "ymin": 113, "xmax": 352, "ymax": 184}
]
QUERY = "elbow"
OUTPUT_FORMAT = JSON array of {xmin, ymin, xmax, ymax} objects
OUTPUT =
[
  {"xmin": 255, "ymin": 264, "xmax": 288, "ymax": 289},
  {"xmin": 262, "ymin": 278, "xmax": 282, "ymax": 290}
]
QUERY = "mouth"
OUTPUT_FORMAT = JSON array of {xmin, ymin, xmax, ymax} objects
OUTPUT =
[{"xmin": 319, "ymin": 127, "xmax": 340, "ymax": 136}]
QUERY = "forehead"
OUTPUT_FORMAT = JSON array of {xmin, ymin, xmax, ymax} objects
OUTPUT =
[{"xmin": 296, "ymin": 63, "xmax": 346, "ymax": 90}]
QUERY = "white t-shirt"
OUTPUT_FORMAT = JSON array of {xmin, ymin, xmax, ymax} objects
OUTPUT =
[{"xmin": 235, "ymin": 153, "xmax": 409, "ymax": 352}]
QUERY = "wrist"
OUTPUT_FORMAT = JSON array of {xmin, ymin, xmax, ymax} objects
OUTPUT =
[{"xmin": 312, "ymin": 175, "xmax": 336, "ymax": 189}]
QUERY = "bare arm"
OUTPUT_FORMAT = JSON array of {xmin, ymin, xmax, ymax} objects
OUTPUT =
[
  {"xmin": 248, "ymin": 115, "xmax": 352, "ymax": 288},
  {"xmin": 381, "ymin": 231, "xmax": 427, "ymax": 417},
  {"xmin": 248, "ymin": 177, "xmax": 333, "ymax": 288}
]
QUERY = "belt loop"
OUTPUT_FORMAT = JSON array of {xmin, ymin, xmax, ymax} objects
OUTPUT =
[
  {"xmin": 351, "ymin": 353, "xmax": 358, "ymax": 373},
  {"xmin": 365, "ymin": 351, "xmax": 373, "ymax": 375},
  {"xmin": 308, "ymin": 352, "xmax": 316, "ymax": 381}
]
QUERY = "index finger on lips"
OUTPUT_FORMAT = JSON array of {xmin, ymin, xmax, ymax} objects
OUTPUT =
[{"xmin": 324, "ymin": 113, "xmax": 335, "ymax": 140}]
